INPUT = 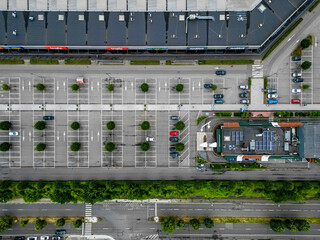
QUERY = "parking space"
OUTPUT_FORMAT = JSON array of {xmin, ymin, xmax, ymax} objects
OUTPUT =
[
  {"xmin": 101, "ymin": 77, "xmax": 123, "ymax": 104},
  {"xmin": 33, "ymin": 111, "xmax": 55, "ymax": 168},
  {"xmin": 234, "ymin": 78, "xmax": 249, "ymax": 105},
  {"xmin": 101, "ymin": 110, "xmax": 123, "ymax": 168},
  {"xmin": 67, "ymin": 110, "xmax": 89, "ymax": 168},
  {"xmin": 190, "ymin": 78, "xmax": 202, "ymax": 104},
  {"xmin": 89, "ymin": 77, "xmax": 102, "ymax": 104},
  {"xmin": 156, "ymin": 78, "xmax": 169, "ymax": 104},
  {"xmin": 301, "ymin": 47, "xmax": 313, "ymax": 104},
  {"xmin": 33, "ymin": 78, "xmax": 55, "ymax": 104},
  {"xmin": 136, "ymin": 78, "xmax": 156, "ymax": 104},
  {"xmin": 67, "ymin": 78, "xmax": 89, "ymax": 104},
  {"xmin": 169, "ymin": 78, "xmax": 190, "ymax": 105},
  {"xmin": 0, "ymin": 77, "xmax": 20, "ymax": 104},
  {"xmin": 135, "ymin": 110, "xmax": 157, "ymax": 168}
]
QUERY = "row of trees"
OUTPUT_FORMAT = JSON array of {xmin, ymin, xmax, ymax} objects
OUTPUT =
[
  {"xmin": 140, "ymin": 83, "xmax": 185, "ymax": 92},
  {"xmin": 270, "ymin": 219, "xmax": 310, "ymax": 232},
  {"xmin": 161, "ymin": 217, "xmax": 214, "ymax": 233}
]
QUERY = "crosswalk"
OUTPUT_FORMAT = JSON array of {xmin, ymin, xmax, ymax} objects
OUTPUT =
[
  {"xmin": 252, "ymin": 64, "xmax": 264, "ymax": 78},
  {"xmin": 84, "ymin": 204, "xmax": 92, "ymax": 236},
  {"xmin": 142, "ymin": 234, "xmax": 159, "ymax": 239}
]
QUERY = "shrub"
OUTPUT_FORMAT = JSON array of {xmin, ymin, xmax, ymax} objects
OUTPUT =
[
  {"xmin": 161, "ymin": 217, "xmax": 177, "ymax": 233},
  {"xmin": 301, "ymin": 61, "xmax": 312, "ymax": 70},
  {"xmin": 107, "ymin": 84, "xmax": 114, "ymax": 92},
  {"xmin": 0, "ymin": 217, "xmax": 13, "ymax": 233},
  {"xmin": 176, "ymin": 219, "xmax": 185, "ymax": 229},
  {"xmin": 203, "ymin": 218, "xmax": 214, "ymax": 228},
  {"xmin": 72, "ymin": 219, "xmax": 82, "ymax": 228},
  {"xmin": 140, "ymin": 83, "xmax": 149, "ymax": 92},
  {"xmin": 141, "ymin": 121, "xmax": 150, "ymax": 130},
  {"xmin": 0, "ymin": 121, "xmax": 12, "ymax": 130},
  {"xmin": 70, "ymin": 142, "xmax": 81, "ymax": 152},
  {"xmin": 285, "ymin": 219, "xmax": 298, "ymax": 232},
  {"xmin": 71, "ymin": 121, "xmax": 80, "ymax": 130},
  {"xmin": 175, "ymin": 84, "xmax": 184, "ymax": 92},
  {"xmin": 189, "ymin": 218, "xmax": 201, "ymax": 231},
  {"xmin": 34, "ymin": 121, "xmax": 46, "ymax": 130},
  {"xmin": 55, "ymin": 218, "xmax": 65, "ymax": 227},
  {"xmin": 71, "ymin": 84, "xmax": 80, "ymax": 91},
  {"xmin": 35, "ymin": 143, "xmax": 46, "ymax": 151},
  {"xmin": 175, "ymin": 121, "xmax": 185, "ymax": 131},
  {"xmin": 270, "ymin": 219, "xmax": 286, "ymax": 232},
  {"xmin": 175, "ymin": 143, "xmax": 185, "ymax": 152},
  {"xmin": 20, "ymin": 220, "xmax": 28, "ymax": 228},
  {"xmin": 35, "ymin": 83, "xmax": 45, "ymax": 91},
  {"xmin": 296, "ymin": 219, "xmax": 310, "ymax": 232},
  {"xmin": 141, "ymin": 142, "xmax": 150, "ymax": 152},
  {"xmin": 264, "ymin": 77, "xmax": 268, "ymax": 89},
  {"xmin": 302, "ymin": 84, "xmax": 310, "ymax": 90},
  {"xmin": 211, "ymin": 85, "xmax": 217, "ymax": 91},
  {"xmin": 197, "ymin": 116, "xmax": 207, "ymax": 125},
  {"xmin": 248, "ymin": 78, "xmax": 252, "ymax": 87},
  {"xmin": 1, "ymin": 83, "xmax": 10, "ymax": 91},
  {"xmin": 301, "ymin": 38, "xmax": 312, "ymax": 48},
  {"xmin": 105, "ymin": 142, "xmax": 115, "ymax": 152},
  {"xmin": 106, "ymin": 121, "xmax": 116, "ymax": 130},
  {"xmin": 34, "ymin": 218, "xmax": 47, "ymax": 230},
  {"xmin": 0, "ymin": 142, "xmax": 11, "ymax": 152}
]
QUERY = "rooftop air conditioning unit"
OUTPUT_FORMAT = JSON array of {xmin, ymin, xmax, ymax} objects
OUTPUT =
[
  {"xmin": 189, "ymin": 14, "xmax": 196, "ymax": 20},
  {"xmin": 12, "ymin": 30, "xmax": 17, "ymax": 35},
  {"xmin": 12, "ymin": 12, "xmax": 16, "ymax": 18}
]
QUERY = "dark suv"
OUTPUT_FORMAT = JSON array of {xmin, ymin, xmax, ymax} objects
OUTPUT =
[
  {"xmin": 43, "ymin": 116, "xmax": 54, "ymax": 120},
  {"xmin": 55, "ymin": 230, "xmax": 67, "ymax": 235},
  {"xmin": 293, "ymin": 78, "xmax": 304, "ymax": 83},
  {"xmin": 215, "ymin": 70, "xmax": 226, "ymax": 75},
  {"xmin": 239, "ymin": 92, "xmax": 248, "ymax": 98},
  {"xmin": 213, "ymin": 94, "xmax": 224, "ymax": 99},
  {"xmin": 204, "ymin": 83, "xmax": 213, "ymax": 89}
]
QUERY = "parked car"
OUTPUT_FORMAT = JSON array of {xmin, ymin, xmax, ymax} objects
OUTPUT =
[
  {"xmin": 27, "ymin": 238, "xmax": 37, "ymax": 240},
  {"xmin": 268, "ymin": 99, "xmax": 278, "ymax": 104},
  {"xmin": 292, "ymin": 88, "xmax": 302, "ymax": 93},
  {"xmin": 55, "ymin": 230, "xmax": 67, "ymax": 235},
  {"xmin": 170, "ymin": 116, "xmax": 180, "ymax": 120},
  {"xmin": 204, "ymin": 83, "xmax": 213, "ymax": 89},
  {"xmin": 146, "ymin": 137, "xmax": 154, "ymax": 142},
  {"xmin": 293, "ymin": 78, "xmax": 304, "ymax": 83},
  {"xmin": 15, "ymin": 237, "xmax": 25, "ymax": 240},
  {"xmin": 170, "ymin": 152, "xmax": 180, "ymax": 157},
  {"xmin": 267, "ymin": 89, "xmax": 277, "ymax": 93},
  {"xmin": 169, "ymin": 137, "xmax": 179, "ymax": 142},
  {"xmin": 170, "ymin": 147, "xmax": 176, "ymax": 152},
  {"xmin": 40, "ymin": 236, "xmax": 49, "ymax": 240},
  {"xmin": 239, "ymin": 85, "xmax": 248, "ymax": 90},
  {"xmin": 292, "ymin": 99, "xmax": 301, "ymax": 103},
  {"xmin": 170, "ymin": 131, "xmax": 178, "ymax": 136},
  {"xmin": 52, "ymin": 237, "xmax": 61, "ymax": 240},
  {"xmin": 267, "ymin": 93, "xmax": 278, "ymax": 99},
  {"xmin": 213, "ymin": 94, "xmax": 224, "ymax": 99},
  {"xmin": 240, "ymin": 99, "xmax": 249, "ymax": 104},
  {"xmin": 9, "ymin": 131, "xmax": 19, "ymax": 136},
  {"xmin": 239, "ymin": 92, "xmax": 248, "ymax": 98},
  {"xmin": 292, "ymin": 56, "xmax": 302, "ymax": 61},
  {"xmin": 43, "ymin": 116, "xmax": 54, "ymax": 120},
  {"xmin": 214, "ymin": 100, "xmax": 224, "ymax": 104},
  {"xmin": 215, "ymin": 70, "xmax": 226, "ymax": 75},
  {"xmin": 292, "ymin": 72, "xmax": 302, "ymax": 77}
]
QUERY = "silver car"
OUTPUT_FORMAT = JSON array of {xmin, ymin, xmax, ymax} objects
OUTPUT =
[
  {"xmin": 267, "ymin": 94, "xmax": 278, "ymax": 99},
  {"xmin": 239, "ymin": 85, "xmax": 248, "ymax": 90}
]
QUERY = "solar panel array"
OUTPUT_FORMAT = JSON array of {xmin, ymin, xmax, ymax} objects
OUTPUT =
[{"xmin": 262, "ymin": 131, "xmax": 274, "ymax": 151}]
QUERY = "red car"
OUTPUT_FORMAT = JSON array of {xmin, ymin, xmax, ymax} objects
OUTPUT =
[
  {"xmin": 170, "ymin": 131, "xmax": 178, "ymax": 136},
  {"xmin": 292, "ymin": 99, "xmax": 301, "ymax": 104}
]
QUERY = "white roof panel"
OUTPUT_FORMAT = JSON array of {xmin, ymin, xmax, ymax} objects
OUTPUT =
[
  {"xmin": 148, "ymin": 0, "xmax": 166, "ymax": 11},
  {"xmin": 88, "ymin": 0, "xmax": 107, "ymax": 10},
  {"xmin": 128, "ymin": 0, "xmax": 146, "ymax": 11},
  {"xmin": 9, "ymin": 0, "xmax": 28, "ymax": 10},
  {"xmin": 68, "ymin": 0, "xmax": 87, "ymax": 10},
  {"xmin": 108, "ymin": 0, "xmax": 126, "ymax": 10}
]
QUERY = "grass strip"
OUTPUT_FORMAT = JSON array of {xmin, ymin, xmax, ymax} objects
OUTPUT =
[
  {"xmin": 19, "ymin": 216, "xmax": 84, "ymax": 224},
  {"xmin": 0, "ymin": 59, "xmax": 24, "ymax": 64},
  {"xmin": 198, "ymin": 60, "xmax": 254, "ymax": 65},
  {"xmin": 165, "ymin": 60, "xmax": 172, "ymax": 65},
  {"xmin": 309, "ymin": 0, "xmax": 320, "ymax": 12},
  {"xmin": 263, "ymin": 18, "xmax": 303, "ymax": 60},
  {"xmin": 64, "ymin": 59, "xmax": 91, "ymax": 65},
  {"xmin": 30, "ymin": 59, "xmax": 59, "ymax": 65},
  {"xmin": 130, "ymin": 60, "xmax": 160, "ymax": 65},
  {"xmin": 197, "ymin": 116, "xmax": 207, "ymax": 125}
]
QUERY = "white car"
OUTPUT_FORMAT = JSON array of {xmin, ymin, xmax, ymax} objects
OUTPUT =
[
  {"xmin": 9, "ymin": 131, "xmax": 19, "ymax": 136},
  {"xmin": 267, "ymin": 93, "xmax": 278, "ymax": 99},
  {"xmin": 292, "ymin": 89, "xmax": 302, "ymax": 93},
  {"xmin": 239, "ymin": 85, "xmax": 248, "ymax": 90},
  {"xmin": 40, "ymin": 236, "xmax": 49, "ymax": 240},
  {"xmin": 27, "ymin": 237, "xmax": 37, "ymax": 240},
  {"xmin": 146, "ymin": 137, "xmax": 154, "ymax": 142},
  {"xmin": 292, "ymin": 72, "xmax": 302, "ymax": 77}
]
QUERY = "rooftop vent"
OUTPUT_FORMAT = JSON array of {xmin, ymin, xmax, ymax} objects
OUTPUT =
[
  {"xmin": 240, "ymin": 34, "xmax": 245, "ymax": 38},
  {"xmin": 171, "ymin": 34, "xmax": 177, "ymax": 38},
  {"xmin": 99, "ymin": 15, "xmax": 104, "ymax": 21},
  {"xmin": 258, "ymin": 4, "xmax": 266, "ymax": 13},
  {"xmin": 219, "ymin": 15, "xmax": 225, "ymax": 21},
  {"xmin": 179, "ymin": 15, "xmax": 185, "ymax": 21},
  {"xmin": 29, "ymin": 16, "xmax": 34, "ymax": 21},
  {"xmin": 12, "ymin": 12, "xmax": 16, "ymax": 18},
  {"xmin": 78, "ymin": 15, "xmax": 84, "ymax": 21},
  {"xmin": 58, "ymin": 15, "xmax": 64, "ymax": 21},
  {"xmin": 218, "ymin": 34, "xmax": 222, "ymax": 38},
  {"xmin": 119, "ymin": 15, "xmax": 125, "ymax": 21},
  {"xmin": 38, "ymin": 15, "xmax": 44, "ymax": 21},
  {"xmin": 12, "ymin": 30, "xmax": 17, "ymax": 35},
  {"xmin": 194, "ymin": 34, "xmax": 200, "ymax": 39}
]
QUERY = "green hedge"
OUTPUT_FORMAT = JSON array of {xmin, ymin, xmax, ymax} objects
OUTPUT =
[
  {"xmin": 198, "ymin": 60, "xmax": 254, "ymax": 65},
  {"xmin": 30, "ymin": 59, "xmax": 59, "ymax": 65},
  {"xmin": 130, "ymin": 60, "xmax": 160, "ymax": 65},
  {"xmin": 197, "ymin": 116, "xmax": 207, "ymax": 125},
  {"xmin": 215, "ymin": 112, "xmax": 232, "ymax": 117},
  {"xmin": 0, "ymin": 60, "xmax": 24, "ymax": 64},
  {"xmin": 309, "ymin": 0, "xmax": 320, "ymax": 12},
  {"xmin": 65, "ymin": 60, "xmax": 91, "ymax": 65}
]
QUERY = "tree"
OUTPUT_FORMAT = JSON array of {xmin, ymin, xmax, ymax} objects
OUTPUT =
[
  {"xmin": 176, "ymin": 219, "xmax": 185, "ymax": 229},
  {"xmin": 190, "ymin": 218, "xmax": 201, "ymax": 231},
  {"xmin": 203, "ymin": 217, "xmax": 214, "ymax": 228},
  {"xmin": 296, "ymin": 219, "xmax": 310, "ymax": 232},
  {"xmin": 282, "ymin": 181, "xmax": 294, "ymax": 191},
  {"xmin": 161, "ymin": 217, "xmax": 177, "ymax": 233},
  {"xmin": 175, "ymin": 121, "xmax": 185, "ymax": 131},
  {"xmin": 270, "ymin": 219, "xmax": 286, "ymax": 232},
  {"xmin": 34, "ymin": 121, "xmax": 46, "ymax": 130},
  {"xmin": 35, "ymin": 143, "xmax": 46, "ymax": 151},
  {"xmin": 0, "ymin": 121, "xmax": 12, "ymax": 130},
  {"xmin": 20, "ymin": 219, "xmax": 28, "ymax": 228},
  {"xmin": 141, "ymin": 121, "xmax": 150, "ymax": 130},
  {"xmin": 301, "ymin": 38, "xmax": 312, "ymax": 48},
  {"xmin": 175, "ymin": 143, "xmax": 185, "ymax": 152},
  {"xmin": 285, "ymin": 219, "xmax": 298, "ymax": 232},
  {"xmin": 1, "ymin": 84, "xmax": 10, "ymax": 91},
  {"xmin": 71, "ymin": 121, "xmax": 80, "ymax": 130},
  {"xmin": 140, "ymin": 83, "xmax": 149, "ymax": 92},
  {"xmin": 34, "ymin": 218, "xmax": 47, "ymax": 230},
  {"xmin": 0, "ymin": 217, "xmax": 13, "ymax": 233},
  {"xmin": 71, "ymin": 84, "xmax": 80, "ymax": 91},
  {"xmin": 211, "ymin": 85, "xmax": 217, "ymax": 91},
  {"xmin": 107, "ymin": 84, "xmax": 114, "ymax": 91},
  {"xmin": 72, "ymin": 219, "xmax": 82, "ymax": 228},
  {"xmin": 70, "ymin": 142, "xmax": 81, "ymax": 152},
  {"xmin": 35, "ymin": 83, "xmax": 45, "ymax": 91},
  {"xmin": 0, "ymin": 142, "xmax": 11, "ymax": 152},
  {"xmin": 54, "ymin": 218, "xmax": 65, "ymax": 227},
  {"xmin": 175, "ymin": 84, "xmax": 184, "ymax": 92},
  {"xmin": 105, "ymin": 142, "xmax": 115, "ymax": 152},
  {"xmin": 301, "ymin": 61, "xmax": 312, "ymax": 70},
  {"xmin": 106, "ymin": 121, "xmax": 116, "ymax": 130},
  {"xmin": 141, "ymin": 142, "xmax": 150, "ymax": 152},
  {"xmin": 302, "ymin": 84, "xmax": 310, "ymax": 90}
]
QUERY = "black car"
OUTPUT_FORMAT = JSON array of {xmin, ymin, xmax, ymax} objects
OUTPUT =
[
  {"xmin": 213, "ymin": 94, "xmax": 224, "ymax": 99},
  {"xmin": 170, "ymin": 116, "xmax": 180, "ymax": 120},
  {"xmin": 52, "ymin": 236, "xmax": 61, "ymax": 240},
  {"xmin": 43, "ymin": 116, "xmax": 54, "ymax": 120},
  {"xmin": 239, "ymin": 92, "xmax": 249, "ymax": 98},
  {"xmin": 15, "ymin": 237, "xmax": 25, "ymax": 240},
  {"xmin": 204, "ymin": 83, "xmax": 213, "ymax": 89},
  {"xmin": 170, "ymin": 147, "xmax": 176, "ymax": 152},
  {"xmin": 293, "ymin": 78, "xmax": 304, "ymax": 83},
  {"xmin": 215, "ymin": 70, "xmax": 226, "ymax": 75},
  {"xmin": 169, "ymin": 137, "xmax": 179, "ymax": 142},
  {"xmin": 55, "ymin": 230, "xmax": 67, "ymax": 235}
]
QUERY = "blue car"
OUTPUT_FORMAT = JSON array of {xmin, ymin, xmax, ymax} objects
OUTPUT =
[
  {"xmin": 215, "ymin": 100, "xmax": 224, "ymax": 104},
  {"xmin": 170, "ymin": 147, "xmax": 176, "ymax": 152},
  {"xmin": 170, "ymin": 152, "xmax": 180, "ymax": 157},
  {"xmin": 292, "ymin": 56, "xmax": 301, "ymax": 61},
  {"xmin": 43, "ymin": 116, "xmax": 54, "ymax": 120},
  {"xmin": 169, "ymin": 137, "xmax": 179, "ymax": 142},
  {"xmin": 204, "ymin": 83, "xmax": 213, "ymax": 88},
  {"xmin": 170, "ymin": 116, "xmax": 180, "ymax": 120},
  {"xmin": 55, "ymin": 230, "xmax": 66, "ymax": 235},
  {"xmin": 268, "ymin": 99, "xmax": 278, "ymax": 104}
]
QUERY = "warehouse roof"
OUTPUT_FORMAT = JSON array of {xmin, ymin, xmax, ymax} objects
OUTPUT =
[{"xmin": 298, "ymin": 124, "xmax": 320, "ymax": 159}]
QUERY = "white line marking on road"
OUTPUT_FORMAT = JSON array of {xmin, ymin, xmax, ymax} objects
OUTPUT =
[
  {"xmin": 29, "ymin": 131, "xmax": 31, "ymax": 141},
  {"xmin": 91, "ymin": 130, "xmax": 93, "ymax": 141},
  {"xmin": 63, "ymin": 81, "xmax": 66, "ymax": 91},
  {"xmin": 22, "ymin": 80, "xmax": 24, "ymax": 91},
  {"xmin": 57, "ymin": 131, "xmax": 59, "ymax": 141},
  {"xmin": 97, "ymin": 131, "xmax": 100, "ymax": 142},
  {"xmin": 28, "ymin": 81, "xmax": 31, "ymax": 91},
  {"xmin": 63, "ymin": 131, "xmax": 66, "ymax": 141},
  {"xmin": 22, "ymin": 131, "xmax": 25, "ymax": 141}
]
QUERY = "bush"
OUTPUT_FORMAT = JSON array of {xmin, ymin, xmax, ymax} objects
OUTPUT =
[
  {"xmin": 175, "ymin": 121, "xmax": 185, "ymax": 131},
  {"xmin": 161, "ymin": 217, "xmax": 177, "ymax": 233},
  {"xmin": 0, "ymin": 142, "xmax": 11, "ymax": 152},
  {"xmin": 301, "ymin": 61, "xmax": 312, "ymax": 70},
  {"xmin": 296, "ymin": 219, "xmax": 310, "ymax": 232},
  {"xmin": 285, "ymin": 219, "xmax": 298, "ymax": 232},
  {"xmin": 107, "ymin": 84, "xmax": 114, "ymax": 91},
  {"xmin": 215, "ymin": 112, "xmax": 232, "ymax": 117},
  {"xmin": 34, "ymin": 121, "xmax": 46, "ymax": 130},
  {"xmin": 175, "ymin": 143, "xmax": 185, "ymax": 152},
  {"xmin": 55, "ymin": 218, "xmax": 65, "ymax": 227},
  {"xmin": 106, "ymin": 121, "xmax": 116, "ymax": 130},
  {"xmin": 211, "ymin": 85, "xmax": 217, "ymax": 91},
  {"xmin": 176, "ymin": 219, "xmax": 185, "ymax": 229},
  {"xmin": 1, "ymin": 83, "xmax": 10, "ymax": 91},
  {"xmin": 71, "ymin": 84, "xmax": 80, "ymax": 91},
  {"xmin": 175, "ymin": 84, "xmax": 184, "ymax": 92},
  {"xmin": 248, "ymin": 78, "xmax": 252, "ymax": 87},
  {"xmin": 302, "ymin": 84, "xmax": 310, "ymax": 90},
  {"xmin": 105, "ymin": 142, "xmax": 115, "ymax": 152},
  {"xmin": 140, "ymin": 83, "xmax": 149, "ymax": 92},
  {"xmin": 34, "ymin": 218, "xmax": 47, "ymax": 230},
  {"xmin": 270, "ymin": 219, "xmax": 286, "ymax": 232},
  {"xmin": 35, "ymin": 143, "xmax": 46, "ymax": 151},
  {"xmin": 20, "ymin": 220, "xmax": 28, "ymax": 228},
  {"xmin": 211, "ymin": 164, "xmax": 225, "ymax": 170},
  {"xmin": 35, "ymin": 83, "xmax": 45, "ymax": 91},
  {"xmin": 71, "ymin": 121, "xmax": 80, "ymax": 130},
  {"xmin": 141, "ymin": 121, "xmax": 150, "ymax": 130},
  {"xmin": 301, "ymin": 38, "xmax": 312, "ymax": 48},
  {"xmin": 190, "ymin": 218, "xmax": 201, "ymax": 231},
  {"xmin": 141, "ymin": 142, "xmax": 150, "ymax": 152},
  {"xmin": 0, "ymin": 217, "xmax": 13, "ymax": 233},
  {"xmin": 70, "ymin": 142, "xmax": 81, "ymax": 152},
  {"xmin": 72, "ymin": 219, "xmax": 82, "ymax": 228},
  {"xmin": 264, "ymin": 77, "xmax": 268, "ymax": 89},
  {"xmin": 197, "ymin": 116, "xmax": 207, "ymax": 125},
  {"xmin": 203, "ymin": 218, "xmax": 214, "ymax": 228},
  {"xmin": 0, "ymin": 121, "xmax": 12, "ymax": 130}
]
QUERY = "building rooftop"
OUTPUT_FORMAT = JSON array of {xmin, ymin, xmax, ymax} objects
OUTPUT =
[{"xmin": 298, "ymin": 124, "xmax": 320, "ymax": 159}]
